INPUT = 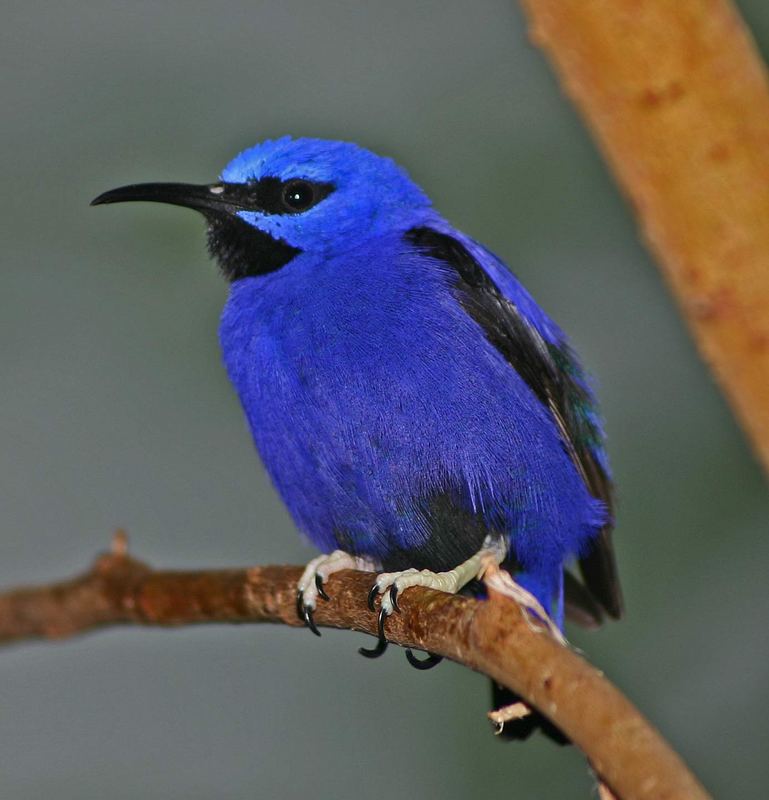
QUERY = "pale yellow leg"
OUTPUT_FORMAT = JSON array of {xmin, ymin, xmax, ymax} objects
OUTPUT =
[
  {"xmin": 371, "ymin": 534, "xmax": 507, "ymax": 614},
  {"xmin": 297, "ymin": 550, "xmax": 380, "ymax": 609}
]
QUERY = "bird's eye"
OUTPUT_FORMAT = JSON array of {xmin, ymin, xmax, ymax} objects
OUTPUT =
[{"xmin": 281, "ymin": 179, "xmax": 316, "ymax": 213}]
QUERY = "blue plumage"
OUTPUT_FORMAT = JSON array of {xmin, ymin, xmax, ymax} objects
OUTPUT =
[
  {"xmin": 220, "ymin": 231, "xmax": 599, "ymax": 600},
  {"xmin": 93, "ymin": 136, "xmax": 622, "ymax": 736},
  {"xmin": 216, "ymin": 137, "xmax": 616, "ymax": 625}
]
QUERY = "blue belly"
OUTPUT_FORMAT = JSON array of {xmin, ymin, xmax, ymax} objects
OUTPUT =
[{"xmin": 219, "ymin": 235, "xmax": 605, "ymax": 598}]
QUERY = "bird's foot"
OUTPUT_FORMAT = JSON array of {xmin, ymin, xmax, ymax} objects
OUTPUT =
[
  {"xmin": 482, "ymin": 561, "xmax": 567, "ymax": 645},
  {"xmin": 370, "ymin": 534, "xmax": 506, "ymax": 614},
  {"xmin": 362, "ymin": 535, "xmax": 507, "ymax": 665},
  {"xmin": 296, "ymin": 550, "xmax": 380, "ymax": 636}
]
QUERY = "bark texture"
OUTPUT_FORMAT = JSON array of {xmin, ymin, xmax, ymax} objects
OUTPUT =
[{"xmin": 519, "ymin": 0, "xmax": 769, "ymax": 473}]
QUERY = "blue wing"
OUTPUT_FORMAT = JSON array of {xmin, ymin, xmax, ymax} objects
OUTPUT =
[{"xmin": 407, "ymin": 227, "xmax": 623, "ymax": 623}]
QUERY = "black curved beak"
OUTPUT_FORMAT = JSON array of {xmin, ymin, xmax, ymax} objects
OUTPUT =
[{"xmin": 91, "ymin": 182, "xmax": 242, "ymax": 215}]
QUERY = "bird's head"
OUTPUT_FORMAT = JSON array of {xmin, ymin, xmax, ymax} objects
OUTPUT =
[{"xmin": 92, "ymin": 136, "xmax": 433, "ymax": 281}]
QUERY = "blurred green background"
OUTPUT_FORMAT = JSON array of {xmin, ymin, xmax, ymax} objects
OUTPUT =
[{"xmin": 1, "ymin": 1, "xmax": 768, "ymax": 797}]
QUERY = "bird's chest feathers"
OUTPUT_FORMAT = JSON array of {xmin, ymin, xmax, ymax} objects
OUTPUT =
[{"xmin": 219, "ymin": 243, "xmax": 463, "ymax": 452}]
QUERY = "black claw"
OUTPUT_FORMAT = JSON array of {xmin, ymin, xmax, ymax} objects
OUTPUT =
[
  {"xmin": 315, "ymin": 573, "xmax": 330, "ymax": 601},
  {"xmin": 405, "ymin": 650, "xmax": 444, "ymax": 670},
  {"xmin": 389, "ymin": 584, "xmax": 400, "ymax": 613},
  {"xmin": 367, "ymin": 582, "xmax": 380, "ymax": 612},
  {"xmin": 358, "ymin": 638, "xmax": 388, "ymax": 658},
  {"xmin": 302, "ymin": 604, "xmax": 322, "ymax": 637},
  {"xmin": 358, "ymin": 606, "xmax": 389, "ymax": 658}
]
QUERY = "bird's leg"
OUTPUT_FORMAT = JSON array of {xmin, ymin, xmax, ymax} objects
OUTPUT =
[
  {"xmin": 365, "ymin": 535, "xmax": 507, "ymax": 665},
  {"xmin": 482, "ymin": 561, "xmax": 566, "ymax": 644},
  {"xmin": 371, "ymin": 534, "xmax": 507, "ymax": 615},
  {"xmin": 296, "ymin": 550, "xmax": 380, "ymax": 636}
]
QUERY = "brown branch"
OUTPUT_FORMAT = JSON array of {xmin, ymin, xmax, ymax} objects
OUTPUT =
[
  {"xmin": 0, "ymin": 537, "xmax": 708, "ymax": 800},
  {"xmin": 518, "ymin": 0, "xmax": 769, "ymax": 475}
]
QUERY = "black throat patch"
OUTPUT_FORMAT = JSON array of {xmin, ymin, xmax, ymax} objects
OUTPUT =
[{"xmin": 206, "ymin": 213, "xmax": 301, "ymax": 282}]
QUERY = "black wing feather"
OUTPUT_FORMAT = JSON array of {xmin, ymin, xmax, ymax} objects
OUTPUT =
[{"xmin": 406, "ymin": 227, "xmax": 623, "ymax": 623}]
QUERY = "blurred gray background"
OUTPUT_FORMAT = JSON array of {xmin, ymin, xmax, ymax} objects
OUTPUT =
[{"xmin": 1, "ymin": 1, "xmax": 768, "ymax": 797}]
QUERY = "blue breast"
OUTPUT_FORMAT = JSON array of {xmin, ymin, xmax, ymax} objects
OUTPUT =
[{"xmin": 219, "ymin": 229, "xmax": 604, "ymax": 583}]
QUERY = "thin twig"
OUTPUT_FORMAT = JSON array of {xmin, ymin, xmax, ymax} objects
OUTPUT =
[{"xmin": 0, "ymin": 535, "xmax": 709, "ymax": 800}]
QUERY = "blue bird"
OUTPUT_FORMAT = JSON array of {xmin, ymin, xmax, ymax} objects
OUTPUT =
[{"xmin": 93, "ymin": 136, "xmax": 622, "ymax": 739}]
